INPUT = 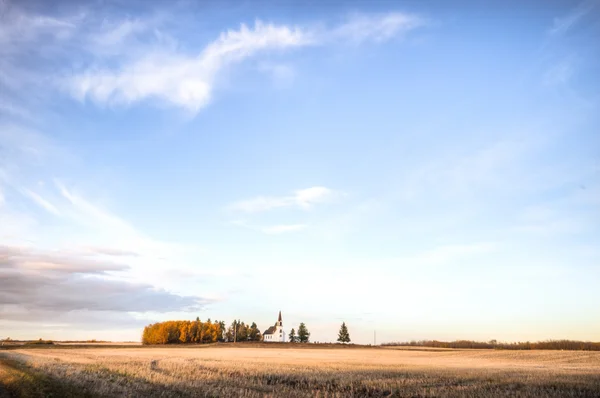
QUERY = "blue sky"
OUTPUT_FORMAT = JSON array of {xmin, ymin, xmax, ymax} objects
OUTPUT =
[{"xmin": 1, "ymin": 0, "xmax": 599, "ymax": 343}]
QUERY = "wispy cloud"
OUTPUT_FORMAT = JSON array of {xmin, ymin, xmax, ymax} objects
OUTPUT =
[
  {"xmin": 84, "ymin": 246, "xmax": 140, "ymax": 257},
  {"xmin": 333, "ymin": 12, "xmax": 424, "ymax": 43},
  {"xmin": 401, "ymin": 242, "xmax": 497, "ymax": 267},
  {"xmin": 229, "ymin": 186, "xmax": 340, "ymax": 213},
  {"xmin": 1, "ymin": 1, "xmax": 425, "ymax": 115},
  {"xmin": 53, "ymin": 180, "xmax": 184, "ymax": 261},
  {"xmin": 61, "ymin": 11, "xmax": 423, "ymax": 113},
  {"xmin": 262, "ymin": 224, "xmax": 307, "ymax": 234},
  {"xmin": 548, "ymin": 0, "xmax": 598, "ymax": 36},
  {"xmin": 232, "ymin": 220, "xmax": 307, "ymax": 234},
  {"xmin": 67, "ymin": 21, "xmax": 310, "ymax": 112},
  {"xmin": 92, "ymin": 18, "xmax": 149, "ymax": 50},
  {"xmin": 0, "ymin": 2, "xmax": 77, "ymax": 57},
  {"xmin": 542, "ymin": 57, "xmax": 576, "ymax": 87},
  {"xmin": 0, "ymin": 121, "xmax": 200, "ymax": 293},
  {"xmin": 0, "ymin": 99, "xmax": 32, "ymax": 120},
  {"xmin": 20, "ymin": 188, "xmax": 60, "ymax": 216}
]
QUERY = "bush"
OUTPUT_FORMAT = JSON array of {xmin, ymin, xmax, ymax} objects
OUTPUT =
[
  {"xmin": 382, "ymin": 339, "xmax": 600, "ymax": 351},
  {"xmin": 26, "ymin": 339, "xmax": 55, "ymax": 345}
]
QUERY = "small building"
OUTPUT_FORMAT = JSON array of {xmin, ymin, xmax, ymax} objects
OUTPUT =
[{"xmin": 262, "ymin": 311, "xmax": 286, "ymax": 342}]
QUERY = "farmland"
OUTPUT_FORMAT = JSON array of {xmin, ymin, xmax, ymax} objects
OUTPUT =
[{"xmin": 1, "ymin": 344, "xmax": 599, "ymax": 397}]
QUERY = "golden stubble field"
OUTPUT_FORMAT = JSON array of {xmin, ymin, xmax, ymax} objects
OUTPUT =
[{"xmin": 1, "ymin": 344, "xmax": 600, "ymax": 397}]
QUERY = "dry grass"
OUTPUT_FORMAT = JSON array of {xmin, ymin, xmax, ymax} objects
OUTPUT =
[{"xmin": 1, "ymin": 344, "xmax": 599, "ymax": 397}]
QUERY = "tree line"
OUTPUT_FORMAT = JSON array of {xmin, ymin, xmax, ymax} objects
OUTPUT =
[
  {"xmin": 143, "ymin": 318, "xmax": 353, "ymax": 345},
  {"xmin": 142, "ymin": 318, "xmax": 263, "ymax": 345},
  {"xmin": 382, "ymin": 339, "xmax": 600, "ymax": 351}
]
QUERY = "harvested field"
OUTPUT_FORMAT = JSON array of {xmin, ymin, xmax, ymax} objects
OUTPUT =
[{"xmin": 1, "ymin": 344, "xmax": 599, "ymax": 397}]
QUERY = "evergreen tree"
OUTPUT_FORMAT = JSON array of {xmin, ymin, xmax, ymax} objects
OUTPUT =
[
  {"xmin": 228, "ymin": 320, "xmax": 238, "ymax": 342},
  {"xmin": 218, "ymin": 321, "xmax": 226, "ymax": 342},
  {"xmin": 237, "ymin": 321, "xmax": 248, "ymax": 341},
  {"xmin": 297, "ymin": 323, "xmax": 310, "ymax": 343},
  {"xmin": 249, "ymin": 322, "xmax": 261, "ymax": 341},
  {"xmin": 289, "ymin": 328, "xmax": 297, "ymax": 343},
  {"xmin": 337, "ymin": 322, "xmax": 351, "ymax": 343}
]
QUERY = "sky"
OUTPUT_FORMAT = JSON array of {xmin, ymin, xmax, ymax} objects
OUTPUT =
[{"xmin": 0, "ymin": 0, "xmax": 599, "ymax": 344}]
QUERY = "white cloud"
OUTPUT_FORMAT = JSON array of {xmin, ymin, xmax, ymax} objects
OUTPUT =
[
  {"xmin": 549, "ymin": 0, "xmax": 598, "ymax": 36},
  {"xmin": 0, "ymin": 98, "xmax": 31, "ymax": 120},
  {"xmin": 94, "ymin": 18, "xmax": 148, "ymax": 49},
  {"xmin": 84, "ymin": 246, "xmax": 140, "ymax": 257},
  {"xmin": 261, "ymin": 224, "xmax": 307, "ymax": 234},
  {"xmin": 402, "ymin": 242, "xmax": 497, "ymax": 267},
  {"xmin": 294, "ymin": 186, "xmax": 337, "ymax": 208},
  {"xmin": 67, "ymin": 21, "xmax": 311, "ymax": 112},
  {"xmin": 543, "ymin": 57, "xmax": 576, "ymax": 87},
  {"xmin": 53, "ymin": 180, "xmax": 182, "ymax": 260},
  {"xmin": 229, "ymin": 186, "xmax": 339, "ymax": 213},
  {"xmin": 0, "ymin": 2, "xmax": 77, "ymax": 57},
  {"xmin": 1, "ymin": 2, "xmax": 425, "ymax": 115},
  {"xmin": 230, "ymin": 220, "xmax": 307, "ymax": 234},
  {"xmin": 0, "ymin": 121, "xmax": 201, "ymax": 291},
  {"xmin": 61, "ymin": 11, "xmax": 424, "ymax": 113},
  {"xmin": 20, "ymin": 188, "xmax": 60, "ymax": 216},
  {"xmin": 333, "ymin": 12, "xmax": 424, "ymax": 43}
]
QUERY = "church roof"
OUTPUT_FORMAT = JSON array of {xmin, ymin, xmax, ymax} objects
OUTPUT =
[{"xmin": 263, "ymin": 326, "xmax": 277, "ymax": 335}]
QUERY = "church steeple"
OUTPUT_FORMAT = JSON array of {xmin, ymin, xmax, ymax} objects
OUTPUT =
[{"xmin": 277, "ymin": 311, "xmax": 282, "ymax": 326}]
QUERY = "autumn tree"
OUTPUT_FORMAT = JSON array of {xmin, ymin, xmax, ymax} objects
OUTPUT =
[
  {"xmin": 142, "ymin": 318, "xmax": 260, "ymax": 345},
  {"xmin": 337, "ymin": 322, "xmax": 350, "ymax": 343},
  {"xmin": 179, "ymin": 322, "xmax": 189, "ymax": 343},
  {"xmin": 289, "ymin": 328, "xmax": 297, "ymax": 343},
  {"xmin": 200, "ymin": 319, "xmax": 212, "ymax": 343},
  {"xmin": 297, "ymin": 323, "xmax": 310, "ymax": 343}
]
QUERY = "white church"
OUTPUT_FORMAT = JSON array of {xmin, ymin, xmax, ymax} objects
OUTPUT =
[{"xmin": 262, "ymin": 311, "xmax": 286, "ymax": 342}]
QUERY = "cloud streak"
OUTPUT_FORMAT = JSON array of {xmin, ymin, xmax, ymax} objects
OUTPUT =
[
  {"xmin": 232, "ymin": 220, "xmax": 308, "ymax": 234},
  {"xmin": 549, "ymin": 0, "xmax": 598, "ymax": 36},
  {"xmin": 0, "ymin": 2, "xmax": 76, "ymax": 57},
  {"xmin": 400, "ymin": 242, "xmax": 497, "ymax": 267},
  {"xmin": 333, "ymin": 12, "xmax": 424, "ymax": 43},
  {"xmin": 229, "ymin": 186, "xmax": 340, "ymax": 213},
  {"xmin": 20, "ymin": 188, "xmax": 60, "ymax": 216}
]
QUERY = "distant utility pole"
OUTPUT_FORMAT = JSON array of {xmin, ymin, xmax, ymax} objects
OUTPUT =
[
  {"xmin": 374, "ymin": 330, "xmax": 376, "ymax": 346},
  {"xmin": 234, "ymin": 321, "xmax": 237, "ymax": 343}
]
